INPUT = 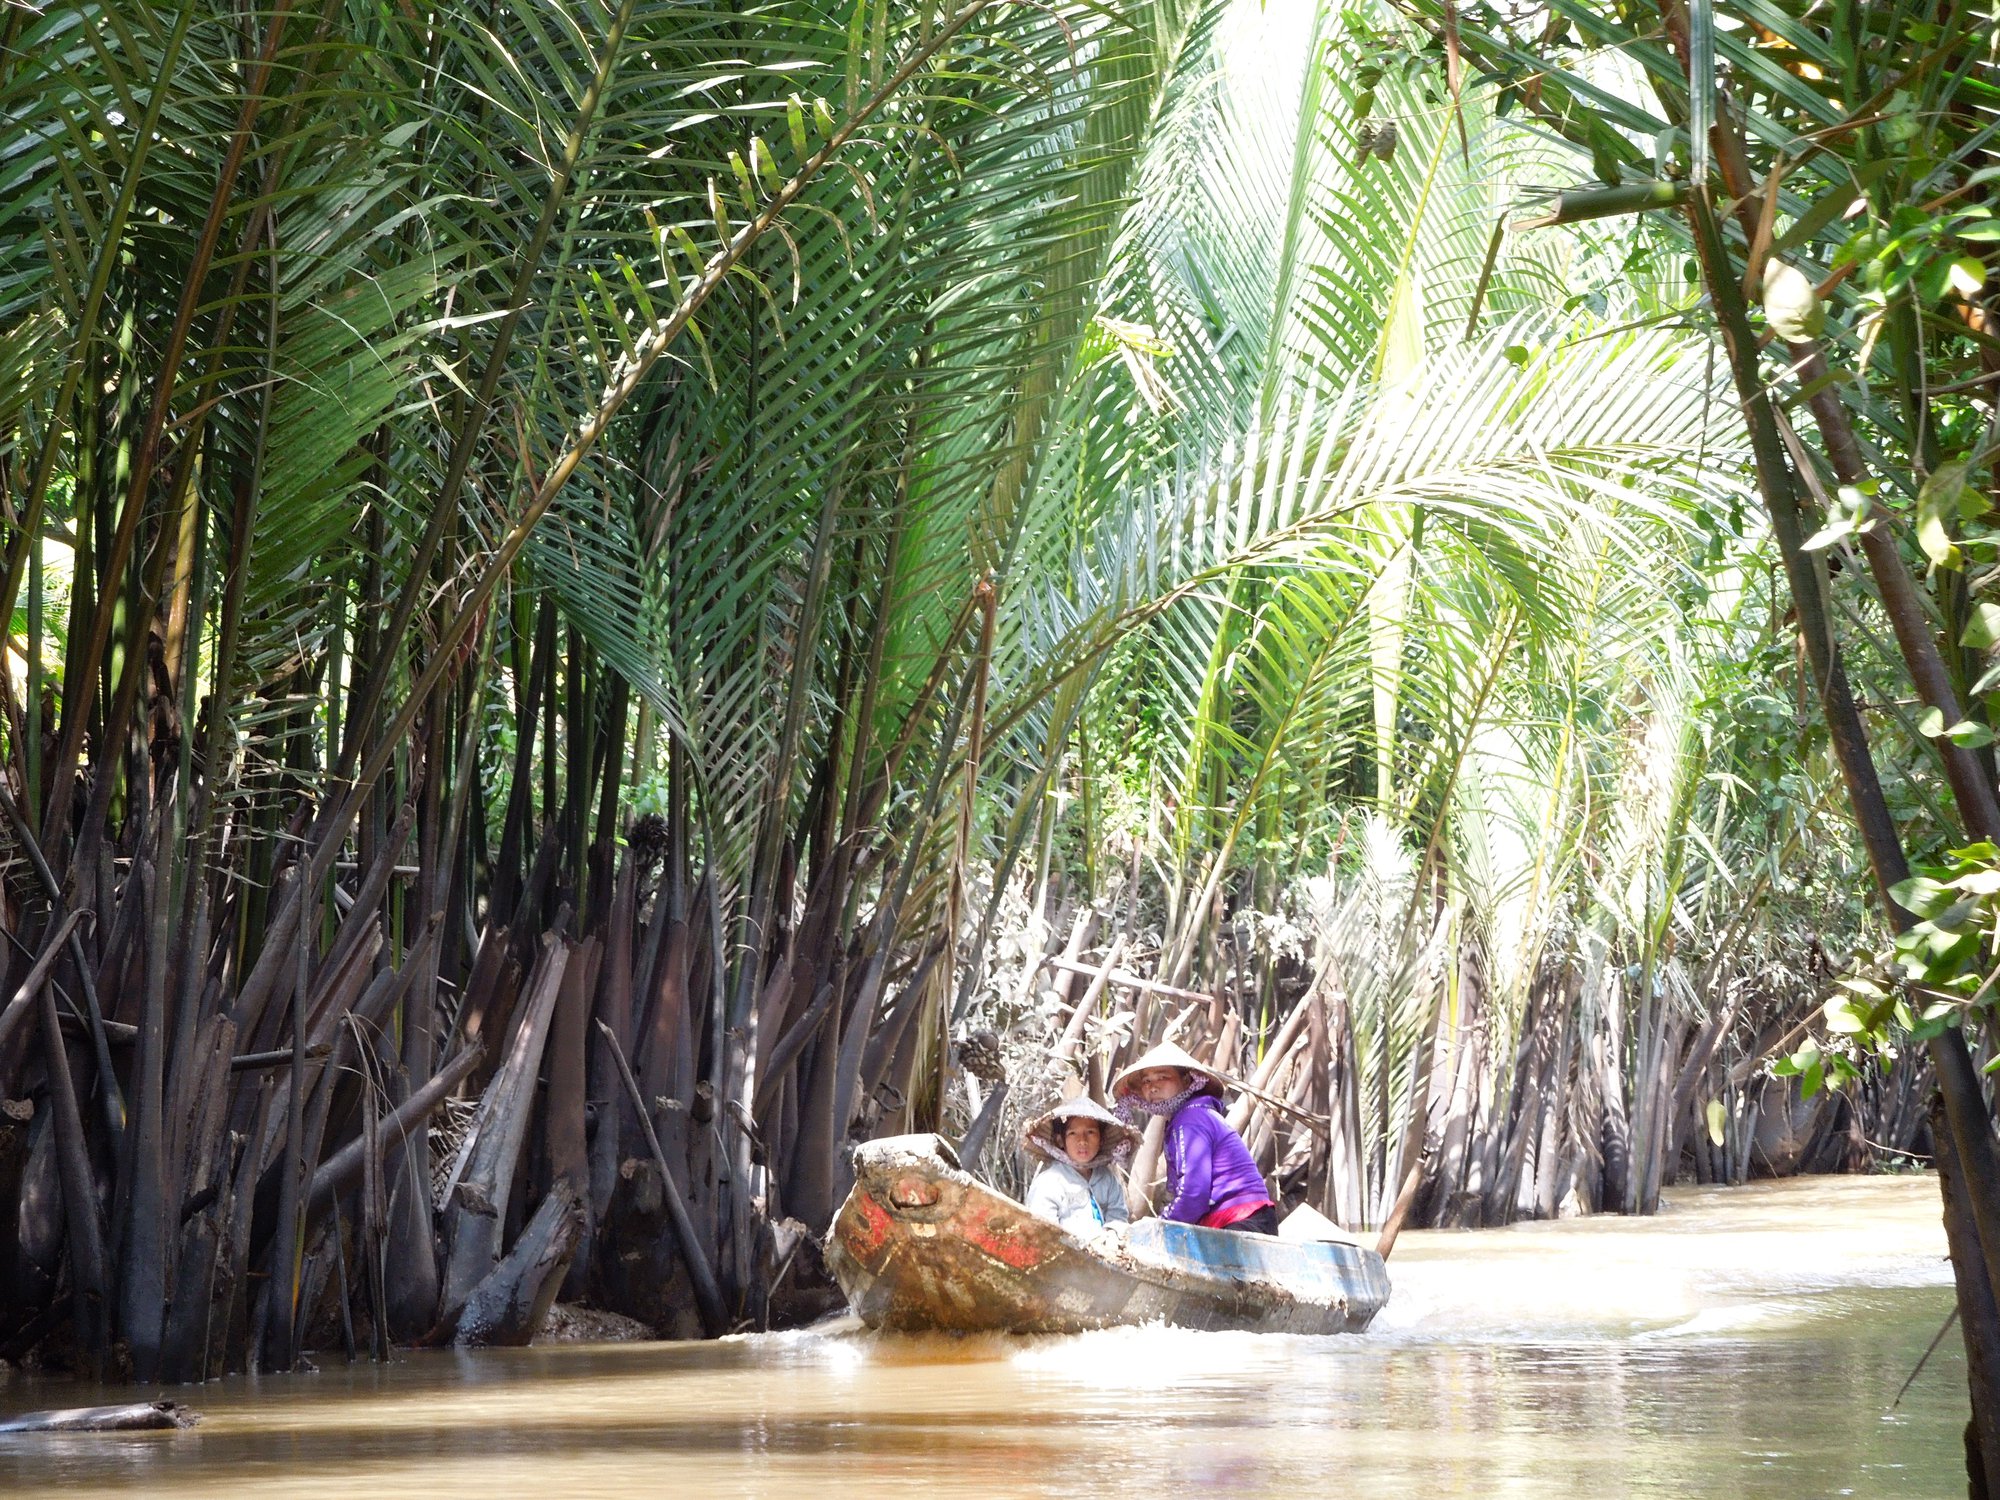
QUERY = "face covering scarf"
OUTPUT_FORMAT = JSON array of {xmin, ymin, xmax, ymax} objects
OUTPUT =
[{"xmin": 1116, "ymin": 1082, "xmax": 1203, "ymax": 1122}]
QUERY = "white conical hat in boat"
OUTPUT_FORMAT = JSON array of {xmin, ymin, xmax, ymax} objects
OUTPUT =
[
  {"xmin": 1020, "ymin": 1094, "xmax": 1141, "ymax": 1168},
  {"xmin": 1109, "ymin": 1040, "xmax": 1230, "ymax": 1101}
]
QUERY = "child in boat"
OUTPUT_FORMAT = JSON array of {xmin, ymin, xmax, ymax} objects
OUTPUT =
[
  {"xmin": 1021, "ymin": 1095, "xmax": 1137, "ymax": 1240},
  {"xmin": 1112, "ymin": 1041, "xmax": 1278, "ymax": 1235}
]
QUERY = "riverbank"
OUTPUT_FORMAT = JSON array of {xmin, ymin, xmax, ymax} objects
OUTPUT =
[{"xmin": 0, "ymin": 1173, "xmax": 1965, "ymax": 1499}]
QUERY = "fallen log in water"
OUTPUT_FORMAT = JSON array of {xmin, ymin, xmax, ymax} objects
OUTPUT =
[
  {"xmin": 439, "ymin": 938, "xmax": 570, "ymax": 1332},
  {"xmin": 455, "ymin": 1180, "xmax": 585, "ymax": 1348},
  {"xmin": 0, "ymin": 1401, "xmax": 197, "ymax": 1434}
]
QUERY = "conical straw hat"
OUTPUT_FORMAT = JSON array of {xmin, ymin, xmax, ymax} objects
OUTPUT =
[
  {"xmin": 1020, "ymin": 1094, "xmax": 1141, "ymax": 1168},
  {"xmin": 1109, "ymin": 1040, "xmax": 1229, "ymax": 1101}
]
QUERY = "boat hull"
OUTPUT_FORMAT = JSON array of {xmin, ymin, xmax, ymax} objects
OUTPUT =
[{"xmin": 825, "ymin": 1135, "xmax": 1390, "ymax": 1336}]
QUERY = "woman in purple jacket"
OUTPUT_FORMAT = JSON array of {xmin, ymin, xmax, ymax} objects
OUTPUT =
[{"xmin": 1112, "ymin": 1042, "xmax": 1277, "ymax": 1235}]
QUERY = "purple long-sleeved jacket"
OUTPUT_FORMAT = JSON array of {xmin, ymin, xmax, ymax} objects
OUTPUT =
[{"xmin": 1162, "ymin": 1095, "xmax": 1268, "ymax": 1223}]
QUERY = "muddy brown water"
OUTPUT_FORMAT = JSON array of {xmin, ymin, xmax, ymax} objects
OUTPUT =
[{"xmin": 0, "ymin": 1174, "xmax": 1971, "ymax": 1498}]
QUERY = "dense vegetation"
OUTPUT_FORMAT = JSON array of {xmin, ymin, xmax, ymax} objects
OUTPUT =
[
  {"xmin": 1386, "ymin": 2, "xmax": 2000, "ymax": 1485},
  {"xmin": 0, "ymin": 0, "xmax": 1994, "ymax": 1477}
]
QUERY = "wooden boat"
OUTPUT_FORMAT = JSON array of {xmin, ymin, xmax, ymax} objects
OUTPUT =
[{"xmin": 824, "ymin": 1133, "xmax": 1391, "ymax": 1335}]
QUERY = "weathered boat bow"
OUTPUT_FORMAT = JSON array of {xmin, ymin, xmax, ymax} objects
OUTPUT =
[{"xmin": 826, "ymin": 1134, "xmax": 1390, "ymax": 1335}]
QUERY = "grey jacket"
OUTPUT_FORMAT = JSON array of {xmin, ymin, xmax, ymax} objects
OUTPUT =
[{"xmin": 1023, "ymin": 1159, "xmax": 1129, "ymax": 1238}]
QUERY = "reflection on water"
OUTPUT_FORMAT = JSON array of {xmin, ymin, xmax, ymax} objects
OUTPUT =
[{"xmin": 0, "ymin": 1175, "xmax": 1970, "ymax": 1499}]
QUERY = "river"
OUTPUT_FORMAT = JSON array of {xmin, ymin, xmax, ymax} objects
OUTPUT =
[{"xmin": 0, "ymin": 1174, "xmax": 1969, "ymax": 1498}]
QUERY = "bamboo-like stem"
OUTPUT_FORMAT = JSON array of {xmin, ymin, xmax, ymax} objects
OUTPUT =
[
  {"xmin": 1783, "ymin": 340, "xmax": 2000, "ymax": 840},
  {"xmin": 1685, "ymin": 191, "xmax": 1910, "ymax": 908},
  {"xmin": 729, "ymin": 472, "xmax": 853, "ymax": 1095}
]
